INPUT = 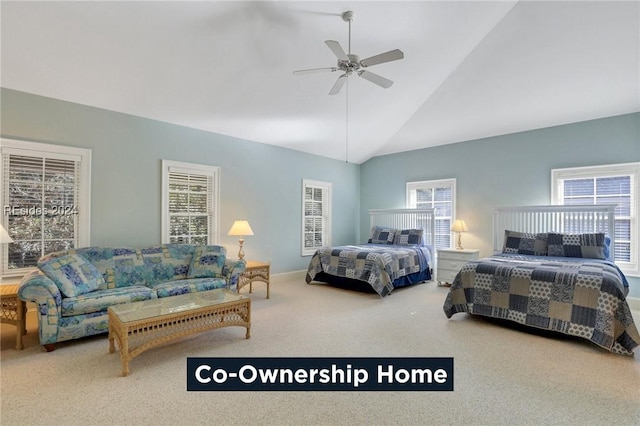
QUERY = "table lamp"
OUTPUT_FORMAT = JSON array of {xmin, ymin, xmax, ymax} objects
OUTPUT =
[
  {"xmin": 450, "ymin": 219, "xmax": 468, "ymax": 250},
  {"xmin": 0, "ymin": 223, "xmax": 13, "ymax": 243},
  {"xmin": 227, "ymin": 220, "xmax": 254, "ymax": 260}
]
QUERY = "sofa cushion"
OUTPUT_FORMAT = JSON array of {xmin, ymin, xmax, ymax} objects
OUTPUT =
[
  {"xmin": 61, "ymin": 286, "xmax": 156, "ymax": 317},
  {"xmin": 188, "ymin": 245, "xmax": 227, "ymax": 279},
  {"xmin": 38, "ymin": 253, "xmax": 106, "ymax": 298},
  {"xmin": 115, "ymin": 261, "xmax": 175, "ymax": 288},
  {"xmin": 74, "ymin": 247, "xmax": 117, "ymax": 288},
  {"xmin": 151, "ymin": 278, "xmax": 227, "ymax": 298},
  {"xmin": 141, "ymin": 245, "xmax": 193, "ymax": 280}
]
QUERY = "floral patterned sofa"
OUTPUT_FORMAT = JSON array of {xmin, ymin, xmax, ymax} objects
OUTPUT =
[{"xmin": 18, "ymin": 244, "xmax": 245, "ymax": 351}]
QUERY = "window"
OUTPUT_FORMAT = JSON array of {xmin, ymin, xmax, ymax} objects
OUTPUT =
[
  {"xmin": 406, "ymin": 179, "xmax": 457, "ymax": 250},
  {"xmin": 552, "ymin": 162, "xmax": 639, "ymax": 274},
  {"xmin": 161, "ymin": 160, "xmax": 219, "ymax": 245},
  {"xmin": 301, "ymin": 179, "xmax": 332, "ymax": 256},
  {"xmin": 1, "ymin": 139, "xmax": 91, "ymax": 277}
]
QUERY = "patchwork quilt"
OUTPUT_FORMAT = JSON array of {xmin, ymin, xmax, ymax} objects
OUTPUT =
[
  {"xmin": 443, "ymin": 254, "xmax": 640, "ymax": 355},
  {"xmin": 305, "ymin": 244, "xmax": 431, "ymax": 297}
]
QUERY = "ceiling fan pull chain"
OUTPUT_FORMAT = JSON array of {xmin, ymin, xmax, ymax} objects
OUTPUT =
[{"xmin": 345, "ymin": 77, "xmax": 349, "ymax": 163}]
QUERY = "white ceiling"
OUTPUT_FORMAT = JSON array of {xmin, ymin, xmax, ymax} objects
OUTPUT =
[{"xmin": 2, "ymin": 1, "xmax": 639, "ymax": 164}]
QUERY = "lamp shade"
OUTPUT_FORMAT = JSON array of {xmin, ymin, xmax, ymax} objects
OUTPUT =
[
  {"xmin": 0, "ymin": 223, "xmax": 13, "ymax": 243},
  {"xmin": 228, "ymin": 220, "xmax": 254, "ymax": 236},
  {"xmin": 450, "ymin": 219, "xmax": 468, "ymax": 233}
]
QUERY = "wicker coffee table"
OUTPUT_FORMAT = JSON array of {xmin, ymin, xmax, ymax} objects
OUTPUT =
[{"xmin": 108, "ymin": 289, "xmax": 250, "ymax": 376}]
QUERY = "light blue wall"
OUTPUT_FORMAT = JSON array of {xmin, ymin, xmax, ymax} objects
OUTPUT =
[
  {"xmin": 361, "ymin": 112, "xmax": 640, "ymax": 298},
  {"xmin": 2, "ymin": 88, "xmax": 638, "ymax": 297},
  {"xmin": 0, "ymin": 88, "xmax": 360, "ymax": 274}
]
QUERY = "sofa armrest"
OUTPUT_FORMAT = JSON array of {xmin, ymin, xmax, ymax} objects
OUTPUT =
[
  {"xmin": 223, "ymin": 259, "xmax": 246, "ymax": 291},
  {"xmin": 18, "ymin": 269, "xmax": 63, "ymax": 346}
]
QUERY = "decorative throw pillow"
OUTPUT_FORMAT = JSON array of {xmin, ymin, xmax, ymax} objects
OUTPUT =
[
  {"xmin": 188, "ymin": 245, "xmax": 226, "ymax": 278},
  {"xmin": 394, "ymin": 229, "xmax": 424, "ymax": 246},
  {"xmin": 547, "ymin": 233, "xmax": 606, "ymax": 259},
  {"xmin": 368, "ymin": 226, "xmax": 396, "ymax": 245},
  {"xmin": 502, "ymin": 230, "xmax": 548, "ymax": 256},
  {"xmin": 38, "ymin": 253, "xmax": 105, "ymax": 298}
]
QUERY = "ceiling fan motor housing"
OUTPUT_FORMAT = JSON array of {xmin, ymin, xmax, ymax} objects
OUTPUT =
[{"xmin": 338, "ymin": 54, "xmax": 361, "ymax": 74}]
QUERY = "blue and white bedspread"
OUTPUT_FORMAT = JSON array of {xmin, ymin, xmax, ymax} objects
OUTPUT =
[
  {"xmin": 305, "ymin": 244, "xmax": 432, "ymax": 297},
  {"xmin": 443, "ymin": 254, "xmax": 640, "ymax": 355}
]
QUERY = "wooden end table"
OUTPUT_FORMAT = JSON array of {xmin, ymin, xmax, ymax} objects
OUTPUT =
[
  {"xmin": 238, "ymin": 260, "xmax": 270, "ymax": 299},
  {"xmin": 1, "ymin": 284, "xmax": 27, "ymax": 350},
  {"xmin": 108, "ymin": 289, "xmax": 250, "ymax": 376}
]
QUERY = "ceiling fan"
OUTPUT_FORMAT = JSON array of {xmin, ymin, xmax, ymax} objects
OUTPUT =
[{"xmin": 293, "ymin": 10, "xmax": 404, "ymax": 95}]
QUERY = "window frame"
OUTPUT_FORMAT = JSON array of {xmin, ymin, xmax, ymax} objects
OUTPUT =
[
  {"xmin": 551, "ymin": 162, "xmax": 639, "ymax": 276},
  {"xmin": 301, "ymin": 179, "xmax": 332, "ymax": 256},
  {"xmin": 0, "ymin": 138, "xmax": 91, "ymax": 278},
  {"xmin": 161, "ymin": 160, "xmax": 220, "ymax": 245},
  {"xmin": 406, "ymin": 178, "xmax": 457, "ymax": 250}
]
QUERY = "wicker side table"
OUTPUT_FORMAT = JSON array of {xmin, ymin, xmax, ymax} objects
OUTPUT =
[
  {"xmin": 238, "ymin": 260, "xmax": 270, "ymax": 299},
  {"xmin": 1, "ymin": 284, "xmax": 26, "ymax": 350}
]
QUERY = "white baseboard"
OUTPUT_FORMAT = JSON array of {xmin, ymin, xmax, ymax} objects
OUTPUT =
[
  {"xmin": 626, "ymin": 296, "xmax": 640, "ymax": 312},
  {"xmin": 271, "ymin": 269, "xmax": 306, "ymax": 284}
]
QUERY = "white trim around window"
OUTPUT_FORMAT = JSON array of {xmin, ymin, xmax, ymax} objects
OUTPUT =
[
  {"xmin": 551, "ymin": 162, "xmax": 640, "ymax": 276},
  {"xmin": 301, "ymin": 179, "xmax": 332, "ymax": 256},
  {"xmin": 0, "ymin": 138, "xmax": 91, "ymax": 278},
  {"xmin": 161, "ymin": 160, "xmax": 220, "ymax": 245},
  {"xmin": 406, "ymin": 178, "xmax": 457, "ymax": 250}
]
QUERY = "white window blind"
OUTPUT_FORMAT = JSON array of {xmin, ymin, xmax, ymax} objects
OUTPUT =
[
  {"xmin": 162, "ymin": 160, "xmax": 219, "ymax": 245},
  {"xmin": 302, "ymin": 179, "xmax": 332, "ymax": 256},
  {"xmin": 407, "ymin": 179, "xmax": 456, "ymax": 250},
  {"xmin": 1, "ymin": 139, "xmax": 91, "ymax": 277},
  {"xmin": 552, "ymin": 162, "xmax": 639, "ymax": 274}
]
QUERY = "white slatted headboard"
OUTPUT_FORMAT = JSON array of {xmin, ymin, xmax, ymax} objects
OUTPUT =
[
  {"xmin": 493, "ymin": 205, "xmax": 616, "ymax": 258},
  {"xmin": 369, "ymin": 208, "xmax": 436, "ymax": 249}
]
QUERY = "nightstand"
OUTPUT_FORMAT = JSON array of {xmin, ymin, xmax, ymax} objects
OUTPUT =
[
  {"xmin": 238, "ymin": 260, "xmax": 270, "ymax": 299},
  {"xmin": 436, "ymin": 249, "xmax": 480, "ymax": 286}
]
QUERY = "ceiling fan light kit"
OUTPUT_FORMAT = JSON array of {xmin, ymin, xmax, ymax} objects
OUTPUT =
[{"xmin": 293, "ymin": 10, "xmax": 404, "ymax": 95}]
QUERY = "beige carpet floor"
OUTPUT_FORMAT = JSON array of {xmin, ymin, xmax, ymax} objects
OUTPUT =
[{"xmin": 1, "ymin": 275, "xmax": 639, "ymax": 425}]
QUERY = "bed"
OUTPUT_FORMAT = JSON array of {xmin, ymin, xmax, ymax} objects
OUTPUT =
[
  {"xmin": 305, "ymin": 208, "xmax": 435, "ymax": 297},
  {"xmin": 443, "ymin": 205, "xmax": 640, "ymax": 355}
]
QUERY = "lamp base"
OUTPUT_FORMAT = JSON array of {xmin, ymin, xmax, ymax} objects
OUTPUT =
[
  {"xmin": 237, "ymin": 238, "xmax": 245, "ymax": 260},
  {"xmin": 456, "ymin": 233, "xmax": 463, "ymax": 250}
]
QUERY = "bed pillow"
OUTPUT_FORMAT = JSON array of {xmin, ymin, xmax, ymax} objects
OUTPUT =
[
  {"xmin": 502, "ymin": 230, "xmax": 548, "ymax": 256},
  {"xmin": 38, "ymin": 253, "xmax": 105, "ymax": 298},
  {"xmin": 547, "ymin": 232, "xmax": 607, "ymax": 259},
  {"xmin": 603, "ymin": 236, "xmax": 612, "ymax": 260},
  {"xmin": 394, "ymin": 229, "xmax": 424, "ymax": 246},
  {"xmin": 368, "ymin": 226, "xmax": 397, "ymax": 245}
]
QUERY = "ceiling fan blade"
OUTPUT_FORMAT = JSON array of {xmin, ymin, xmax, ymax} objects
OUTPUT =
[
  {"xmin": 329, "ymin": 74, "xmax": 348, "ymax": 95},
  {"xmin": 325, "ymin": 40, "xmax": 349, "ymax": 61},
  {"xmin": 293, "ymin": 67, "xmax": 338, "ymax": 75},
  {"xmin": 360, "ymin": 49, "xmax": 404, "ymax": 67},
  {"xmin": 357, "ymin": 70, "xmax": 393, "ymax": 89}
]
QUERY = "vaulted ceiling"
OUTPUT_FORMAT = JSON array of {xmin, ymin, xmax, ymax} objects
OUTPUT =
[{"xmin": 2, "ymin": 1, "xmax": 638, "ymax": 164}]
